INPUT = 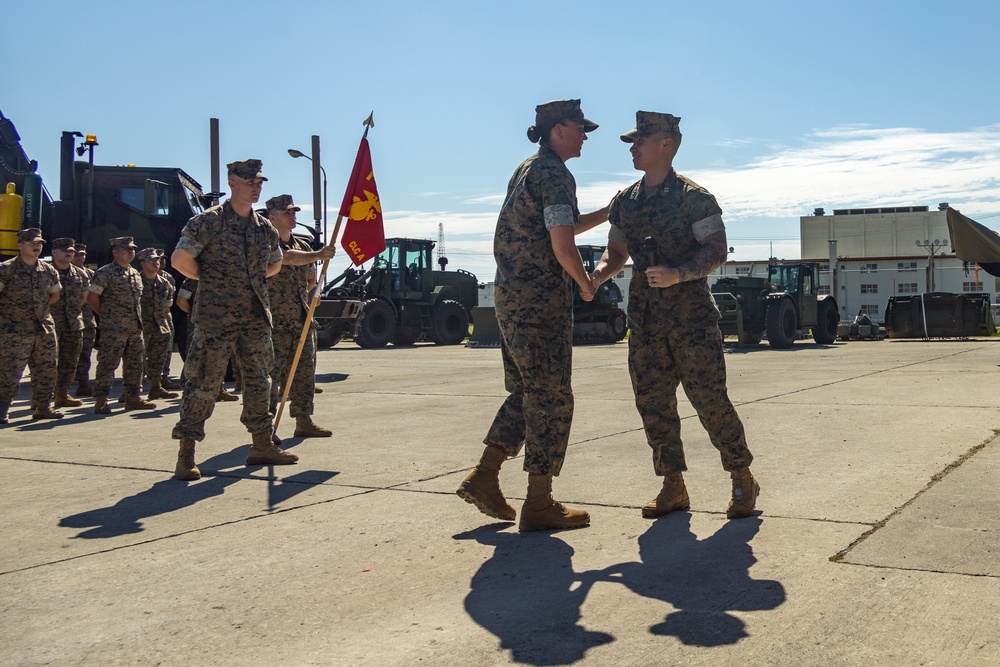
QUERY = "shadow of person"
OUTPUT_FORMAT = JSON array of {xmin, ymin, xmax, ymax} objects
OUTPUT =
[
  {"xmin": 453, "ymin": 525, "xmax": 614, "ymax": 666},
  {"xmin": 59, "ymin": 446, "xmax": 336, "ymax": 539},
  {"xmin": 600, "ymin": 514, "xmax": 785, "ymax": 647}
]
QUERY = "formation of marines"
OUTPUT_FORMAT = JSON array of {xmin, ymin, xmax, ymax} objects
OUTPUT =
[
  {"xmin": 3, "ymin": 108, "xmax": 761, "ymax": 530},
  {"xmin": 1, "ymin": 161, "xmax": 336, "ymax": 483}
]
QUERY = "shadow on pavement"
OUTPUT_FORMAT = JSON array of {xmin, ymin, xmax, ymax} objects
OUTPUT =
[
  {"xmin": 454, "ymin": 514, "xmax": 785, "ymax": 663},
  {"xmin": 600, "ymin": 513, "xmax": 785, "ymax": 647},
  {"xmin": 59, "ymin": 444, "xmax": 337, "ymax": 539},
  {"xmin": 453, "ymin": 524, "xmax": 614, "ymax": 666}
]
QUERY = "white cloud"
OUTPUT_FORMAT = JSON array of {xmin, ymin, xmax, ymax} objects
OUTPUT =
[{"xmin": 356, "ymin": 124, "xmax": 1000, "ymax": 277}]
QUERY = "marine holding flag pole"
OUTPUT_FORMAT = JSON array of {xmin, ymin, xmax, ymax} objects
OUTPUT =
[{"xmin": 274, "ymin": 113, "xmax": 385, "ymax": 433}]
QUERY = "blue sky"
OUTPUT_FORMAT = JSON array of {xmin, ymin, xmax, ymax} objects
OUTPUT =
[{"xmin": 4, "ymin": 0, "xmax": 1000, "ymax": 280}]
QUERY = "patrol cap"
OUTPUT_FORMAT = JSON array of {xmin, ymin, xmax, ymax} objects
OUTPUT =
[
  {"xmin": 227, "ymin": 159, "xmax": 268, "ymax": 181},
  {"xmin": 534, "ymin": 99, "xmax": 598, "ymax": 133},
  {"xmin": 17, "ymin": 228, "xmax": 44, "ymax": 243},
  {"xmin": 51, "ymin": 237, "xmax": 76, "ymax": 251},
  {"xmin": 73, "ymin": 243, "xmax": 87, "ymax": 253},
  {"xmin": 109, "ymin": 236, "xmax": 138, "ymax": 250},
  {"xmin": 620, "ymin": 111, "xmax": 682, "ymax": 143},
  {"xmin": 265, "ymin": 194, "xmax": 301, "ymax": 213},
  {"xmin": 136, "ymin": 247, "xmax": 161, "ymax": 261}
]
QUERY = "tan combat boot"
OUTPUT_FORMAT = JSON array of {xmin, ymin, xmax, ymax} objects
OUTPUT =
[
  {"xmin": 174, "ymin": 439, "xmax": 201, "ymax": 481},
  {"xmin": 642, "ymin": 472, "xmax": 691, "ymax": 518},
  {"xmin": 293, "ymin": 415, "xmax": 332, "ymax": 438},
  {"xmin": 161, "ymin": 376, "xmax": 182, "ymax": 391},
  {"xmin": 75, "ymin": 379, "xmax": 93, "ymax": 397},
  {"xmin": 727, "ymin": 468, "xmax": 760, "ymax": 519},
  {"xmin": 31, "ymin": 403, "xmax": 65, "ymax": 420},
  {"xmin": 456, "ymin": 446, "xmax": 516, "ymax": 521},
  {"xmin": 245, "ymin": 431, "xmax": 299, "ymax": 466},
  {"xmin": 147, "ymin": 380, "xmax": 179, "ymax": 401},
  {"xmin": 125, "ymin": 394, "xmax": 156, "ymax": 411},
  {"xmin": 518, "ymin": 474, "xmax": 590, "ymax": 532},
  {"xmin": 54, "ymin": 388, "xmax": 83, "ymax": 408},
  {"xmin": 93, "ymin": 394, "xmax": 111, "ymax": 414},
  {"xmin": 216, "ymin": 388, "xmax": 239, "ymax": 402}
]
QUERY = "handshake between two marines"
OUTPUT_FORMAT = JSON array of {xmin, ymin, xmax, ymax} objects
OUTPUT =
[{"xmin": 456, "ymin": 100, "xmax": 758, "ymax": 532}]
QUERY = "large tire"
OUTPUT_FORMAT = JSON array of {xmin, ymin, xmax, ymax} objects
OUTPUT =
[
  {"xmin": 766, "ymin": 298, "xmax": 797, "ymax": 349},
  {"xmin": 608, "ymin": 310, "xmax": 628, "ymax": 341},
  {"xmin": 430, "ymin": 299, "xmax": 469, "ymax": 345},
  {"xmin": 354, "ymin": 299, "xmax": 395, "ymax": 349},
  {"xmin": 315, "ymin": 321, "xmax": 343, "ymax": 349},
  {"xmin": 813, "ymin": 299, "xmax": 839, "ymax": 344}
]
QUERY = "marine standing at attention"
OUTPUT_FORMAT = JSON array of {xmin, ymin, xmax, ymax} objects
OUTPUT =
[
  {"xmin": 0, "ymin": 228, "xmax": 63, "ymax": 424},
  {"xmin": 71, "ymin": 243, "xmax": 97, "ymax": 397},
  {"xmin": 169, "ymin": 159, "xmax": 295, "ymax": 481},
  {"xmin": 137, "ymin": 248, "xmax": 179, "ymax": 402},
  {"xmin": 589, "ymin": 111, "xmax": 759, "ymax": 519},
  {"xmin": 48, "ymin": 238, "xmax": 89, "ymax": 410},
  {"xmin": 264, "ymin": 194, "xmax": 336, "ymax": 440},
  {"xmin": 457, "ymin": 99, "xmax": 608, "ymax": 532},
  {"xmin": 88, "ymin": 236, "xmax": 156, "ymax": 414}
]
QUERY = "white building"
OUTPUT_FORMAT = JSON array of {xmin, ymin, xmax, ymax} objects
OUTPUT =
[{"xmin": 713, "ymin": 204, "xmax": 999, "ymax": 323}]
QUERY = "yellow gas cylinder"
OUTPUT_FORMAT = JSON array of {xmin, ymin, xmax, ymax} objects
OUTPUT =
[{"xmin": 0, "ymin": 182, "xmax": 23, "ymax": 257}]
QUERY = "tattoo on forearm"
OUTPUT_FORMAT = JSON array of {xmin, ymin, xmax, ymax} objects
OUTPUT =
[{"xmin": 676, "ymin": 235, "xmax": 727, "ymax": 283}]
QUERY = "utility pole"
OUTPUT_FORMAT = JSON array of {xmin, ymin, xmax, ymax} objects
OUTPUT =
[{"xmin": 914, "ymin": 238, "xmax": 949, "ymax": 293}]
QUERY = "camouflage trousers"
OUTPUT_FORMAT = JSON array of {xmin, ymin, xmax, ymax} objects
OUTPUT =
[
  {"xmin": 484, "ymin": 316, "xmax": 574, "ymax": 476},
  {"xmin": 269, "ymin": 326, "xmax": 316, "ymax": 418},
  {"xmin": 628, "ymin": 306, "xmax": 753, "ymax": 475},
  {"xmin": 0, "ymin": 331, "xmax": 58, "ymax": 409},
  {"xmin": 75, "ymin": 323, "xmax": 96, "ymax": 383},
  {"xmin": 55, "ymin": 326, "xmax": 83, "ymax": 392},
  {"xmin": 143, "ymin": 325, "xmax": 172, "ymax": 384},
  {"xmin": 94, "ymin": 329, "xmax": 145, "ymax": 397},
  {"xmin": 172, "ymin": 327, "xmax": 273, "ymax": 441},
  {"xmin": 161, "ymin": 322, "xmax": 175, "ymax": 378}
]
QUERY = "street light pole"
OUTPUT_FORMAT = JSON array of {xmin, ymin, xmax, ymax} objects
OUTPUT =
[
  {"xmin": 914, "ymin": 238, "xmax": 949, "ymax": 293},
  {"xmin": 287, "ymin": 144, "xmax": 328, "ymax": 246}
]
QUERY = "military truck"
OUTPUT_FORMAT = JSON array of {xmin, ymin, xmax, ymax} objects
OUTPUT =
[
  {"xmin": 711, "ymin": 262, "xmax": 839, "ymax": 348},
  {"xmin": 315, "ymin": 237, "xmax": 479, "ymax": 348}
]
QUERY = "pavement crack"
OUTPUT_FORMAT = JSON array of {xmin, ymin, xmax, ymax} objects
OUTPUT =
[{"xmin": 830, "ymin": 429, "xmax": 1000, "ymax": 566}]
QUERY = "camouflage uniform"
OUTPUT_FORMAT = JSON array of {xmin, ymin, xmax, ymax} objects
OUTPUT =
[
  {"xmin": 73, "ymin": 245, "xmax": 97, "ymax": 390},
  {"xmin": 608, "ymin": 167, "xmax": 752, "ymax": 476},
  {"xmin": 171, "ymin": 199, "xmax": 282, "ymax": 441},
  {"xmin": 487, "ymin": 142, "xmax": 582, "ymax": 476},
  {"xmin": 159, "ymin": 264, "xmax": 177, "ymax": 381},
  {"xmin": 51, "ymin": 260, "xmax": 88, "ymax": 395},
  {"xmin": 139, "ymin": 259, "xmax": 175, "ymax": 385},
  {"xmin": 0, "ymin": 240, "xmax": 62, "ymax": 418},
  {"xmin": 267, "ymin": 233, "xmax": 318, "ymax": 418},
  {"xmin": 89, "ymin": 255, "xmax": 145, "ymax": 398}
]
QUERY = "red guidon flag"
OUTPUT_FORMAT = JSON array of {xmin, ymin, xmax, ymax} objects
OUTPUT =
[{"xmin": 339, "ymin": 137, "xmax": 386, "ymax": 265}]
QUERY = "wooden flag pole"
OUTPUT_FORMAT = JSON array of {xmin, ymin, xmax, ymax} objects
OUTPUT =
[{"xmin": 273, "ymin": 113, "xmax": 375, "ymax": 433}]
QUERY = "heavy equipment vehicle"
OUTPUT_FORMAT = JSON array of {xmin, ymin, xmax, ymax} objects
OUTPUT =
[
  {"xmin": 315, "ymin": 237, "xmax": 479, "ymax": 348},
  {"xmin": 711, "ymin": 262, "xmax": 839, "ymax": 348},
  {"xmin": 884, "ymin": 292, "xmax": 994, "ymax": 338},
  {"xmin": 466, "ymin": 245, "xmax": 628, "ymax": 348}
]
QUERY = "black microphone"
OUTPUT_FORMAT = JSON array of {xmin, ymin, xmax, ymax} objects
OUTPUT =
[{"xmin": 643, "ymin": 236, "xmax": 659, "ymax": 301}]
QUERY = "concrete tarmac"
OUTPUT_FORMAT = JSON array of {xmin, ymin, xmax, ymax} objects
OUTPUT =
[{"xmin": 1, "ymin": 337, "xmax": 999, "ymax": 666}]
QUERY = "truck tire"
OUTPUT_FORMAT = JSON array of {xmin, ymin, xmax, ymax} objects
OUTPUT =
[
  {"xmin": 766, "ymin": 298, "xmax": 797, "ymax": 349},
  {"xmin": 316, "ymin": 321, "xmax": 343, "ymax": 349},
  {"xmin": 430, "ymin": 300, "xmax": 468, "ymax": 345},
  {"xmin": 813, "ymin": 299, "xmax": 839, "ymax": 344},
  {"xmin": 608, "ymin": 310, "xmax": 628, "ymax": 341},
  {"xmin": 354, "ymin": 299, "xmax": 395, "ymax": 349}
]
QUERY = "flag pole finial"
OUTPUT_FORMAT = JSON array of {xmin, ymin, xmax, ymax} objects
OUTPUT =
[{"xmin": 363, "ymin": 112, "xmax": 374, "ymax": 128}]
